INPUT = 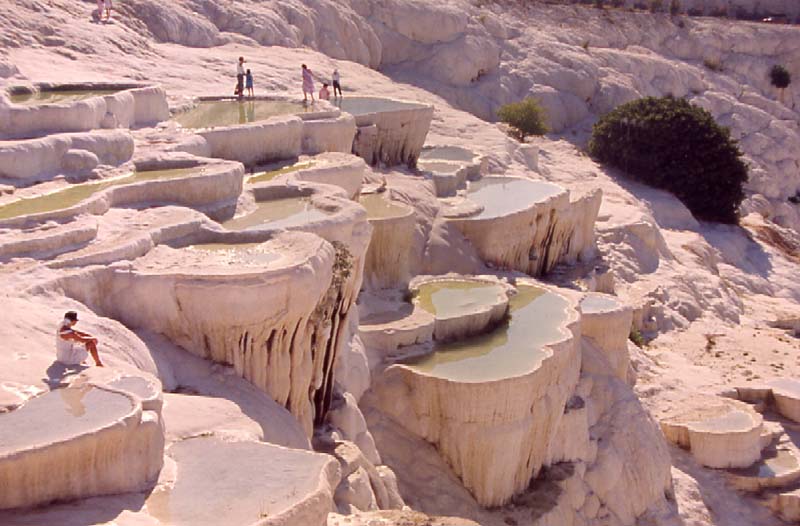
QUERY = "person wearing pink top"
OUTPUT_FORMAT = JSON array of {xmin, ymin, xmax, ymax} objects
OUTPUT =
[
  {"xmin": 302, "ymin": 64, "xmax": 315, "ymax": 103},
  {"xmin": 96, "ymin": 0, "xmax": 112, "ymax": 21}
]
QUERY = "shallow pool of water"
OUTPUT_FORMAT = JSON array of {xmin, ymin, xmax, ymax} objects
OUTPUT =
[
  {"xmin": 465, "ymin": 177, "xmax": 563, "ymax": 220},
  {"xmin": 404, "ymin": 285, "xmax": 570, "ymax": 382},
  {"xmin": 221, "ymin": 197, "xmax": 331, "ymax": 230},
  {"xmin": 690, "ymin": 410, "xmax": 754, "ymax": 433},
  {"xmin": 248, "ymin": 160, "xmax": 313, "ymax": 184},
  {"xmin": 0, "ymin": 168, "xmax": 201, "ymax": 220},
  {"xmin": 580, "ymin": 294, "xmax": 621, "ymax": 313},
  {"xmin": 0, "ymin": 385, "xmax": 132, "ymax": 455},
  {"xmin": 334, "ymin": 96, "xmax": 423, "ymax": 116},
  {"xmin": 187, "ymin": 243, "xmax": 280, "ymax": 265},
  {"xmin": 732, "ymin": 450, "xmax": 800, "ymax": 478},
  {"xmin": 360, "ymin": 194, "xmax": 409, "ymax": 220},
  {"xmin": 419, "ymin": 161, "xmax": 463, "ymax": 174},
  {"xmin": 415, "ymin": 280, "xmax": 506, "ymax": 319},
  {"xmin": 108, "ymin": 376, "xmax": 156, "ymax": 401},
  {"xmin": 420, "ymin": 146, "xmax": 475, "ymax": 162},
  {"xmin": 173, "ymin": 100, "xmax": 306, "ymax": 129},
  {"xmin": 8, "ymin": 89, "xmax": 121, "ymax": 106}
]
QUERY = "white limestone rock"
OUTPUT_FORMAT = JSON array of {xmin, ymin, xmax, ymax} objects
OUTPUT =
[
  {"xmin": 364, "ymin": 283, "xmax": 582, "ymax": 507},
  {"xmin": 146, "ymin": 435, "xmax": 340, "ymax": 526},
  {"xmin": 660, "ymin": 395, "xmax": 764, "ymax": 469},
  {"xmin": 327, "ymin": 510, "xmax": 480, "ymax": 526},
  {"xmin": 0, "ymin": 382, "xmax": 164, "ymax": 510}
]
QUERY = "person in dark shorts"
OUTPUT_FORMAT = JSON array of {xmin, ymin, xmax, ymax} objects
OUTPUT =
[{"xmin": 332, "ymin": 68, "xmax": 342, "ymax": 97}]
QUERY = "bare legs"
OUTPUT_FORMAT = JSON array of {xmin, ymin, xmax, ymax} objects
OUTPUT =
[{"xmin": 85, "ymin": 340, "xmax": 103, "ymax": 367}]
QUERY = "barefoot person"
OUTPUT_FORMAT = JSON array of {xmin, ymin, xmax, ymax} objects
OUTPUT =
[
  {"xmin": 56, "ymin": 311, "xmax": 103, "ymax": 367},
  {"xmin": 332, "ymin": 69, "xmax": 342, "ymax": 97},
  {"xmin": 302, "ymin": 64, "xmax": 315, "ymax": 103},
  {"xmin": 104, "ymin": 0, "xmax": 112, "ymax": 21},
  {"xmin": 236, "ymin": 57, "xmax": 246, "ymax": 98},
  {"xmin": 245, "ymin": 68, "xmax": 254, "ymax": 97},
  {"xmin": 319, "ymin": 82, "xmax": 331, "ymax": 101}
]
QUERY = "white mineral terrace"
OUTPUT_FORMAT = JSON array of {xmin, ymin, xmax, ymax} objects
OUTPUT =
[
  {"xmin": 445, "ymin": 176, "xmax": 600, "ymax": 276},
  {"xmin": 364, "ymin": 281, "xmax": 581, "ymax": 507},
  {"xmin": 0, "ymin": 82, "xmax": 169, "ymax": 140},
  {"xmin": 0, "ymin": 373, "xmax": 164, "ymax": 510},
  {"xmin": 403, "ymin": 284, "xmax": 571, "ymax": 382},
  {"xmin": 173, "ymin": 99, "xmax": 309, "ymax": 129},
  {"xmin": 660, "ymin": 395, "xmax": 765, "ymax": 469},
  {"xmin": 0, "ymin": 161, "xmax": 243, "ymax": 227},
  {"xmin": 410, "ymin": 276, "xmax": 510, "ymax": 343},
  {"xmin": 361, "ymin": 192, "xmax": 415, "ymax": 289},
  {"xmin": 2, "ymin": 3, "xmax": 799, "ymax": 524},
  {"xmin": 580, "ymin": 293, "xmax": 633, "ymax": 381},
  {"xmin": 222, "ymin": 196, "xmax": 332, "ymax": 230}
]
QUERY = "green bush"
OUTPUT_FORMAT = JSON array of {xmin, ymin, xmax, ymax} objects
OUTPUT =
[
  {"xmin": 588, "ymin": 96, "xmax": 747, "ymax": 223},
  {"xmin": 497, "ymin": 98, "xmax": 549, "ymax": 141},
  {"xmin": 770, "ymin": 64, "xmax": 792, "ymax": 89},
  {"xmin": 629, "ymin": 327, "xmax": 645, "ymax": 348}
]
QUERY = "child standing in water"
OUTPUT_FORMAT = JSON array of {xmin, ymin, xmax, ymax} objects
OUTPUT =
[
  {"xmin": 301, "ymin": 64, "xmax": 315, "ymax": 103},
  {"xmin": 245, "ymin": 69, "xmax": 254, "ymax": 97}
]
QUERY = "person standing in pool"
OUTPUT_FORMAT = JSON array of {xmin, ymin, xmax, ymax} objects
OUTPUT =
[
  {"xmin": 56, "ymin": 311, "xmax": 103, "ymax": 367},
  {"xmin": 332, "ymin": 69, "xmax": 342, "ymax": 98},
  {"xmin": 236, "ymin": 57, "xmax": 246, "ymax": 98},
  {"xmin": 302, "ymin": 64, "xmax": 315, "ymax": 103},
  {"xmin": 245, "ymin": 69, "xmax": 254, "ymax": 97},
  {"xmin": 103, "ymin": 0, "xmax": 112, "ymax": 21}
]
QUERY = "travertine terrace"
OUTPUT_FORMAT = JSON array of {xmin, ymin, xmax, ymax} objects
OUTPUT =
[{"xmin": 0, "ymin": 0, "xmax": 799, "ymax": 525}]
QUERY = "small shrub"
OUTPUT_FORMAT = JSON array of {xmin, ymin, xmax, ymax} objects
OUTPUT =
[
  {"xmin": 582, "ymin": 39, "xmax": 590, "ymax": 50},
  {"xmin": 588, "ymin": 96, "xmax": 748, "ymax": 223},
  {"xmin": 497, "ymin": 98, "xmax": 549, "ymax": 141},
  {"xmin": 649, "ymin": 0, "xmax": 663, "ymax": 12},
  {"xmin": 703, "ymin": 58, "xmax": 723, "ymax": 72},
  {"xmin": 770, "ymin": 64, "xmax": 792, "ymax": 89},
  {"xmin": 629, "ymin": 327, "xmax": 645, "ymax": 348},
  {"xmin": 669, "ymin": 0, "xmax": 681, "ymax": 15}
]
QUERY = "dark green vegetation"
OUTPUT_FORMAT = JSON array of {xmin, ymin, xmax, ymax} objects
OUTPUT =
[
  {"xmin": 770, "ymin": 65, "xmax": 792, "ymax": 100},
  {"xmin": 497, "ymin": 97, "xmax": 549, "ymax": 141},
  {"xmin": 589, "ymin": 96, "xmax": 748, "ymax": 224}
]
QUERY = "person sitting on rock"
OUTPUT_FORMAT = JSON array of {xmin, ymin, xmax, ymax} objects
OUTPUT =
[
  {"xmin": 56, "ymin": 311, "xmax": 103, "ymax": 367},
  {"xmin": 319, "ymin": 83, "xmax": 331, "ymax": 101}
]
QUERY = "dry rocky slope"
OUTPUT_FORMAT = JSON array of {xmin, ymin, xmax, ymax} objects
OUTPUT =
[{"xmin": 0, "ymin": 1, "xmax": 798, "ymax": 526}]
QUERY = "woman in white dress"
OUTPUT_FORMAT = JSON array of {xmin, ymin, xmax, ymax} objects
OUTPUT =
[{"xmin": 56, "ymin": 311, "xmax": 103, "ymax": 367}]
